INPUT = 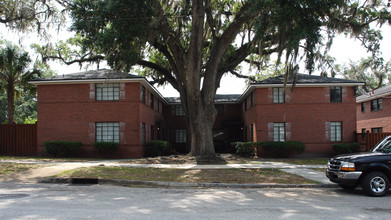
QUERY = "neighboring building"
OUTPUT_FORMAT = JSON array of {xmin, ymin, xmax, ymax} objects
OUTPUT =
[
  {"xmin": 239, "ymin": 74, "xmax": 363, "ymax": 156},
  {"xmin": 30, "ymin": 70, "xmax": 363, "ymax": 158},
  {"xmin": 356, "ymin": 85, "xmax": 391, "ymax": 133}
]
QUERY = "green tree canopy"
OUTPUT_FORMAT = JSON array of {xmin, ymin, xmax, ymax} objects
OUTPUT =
[
  {"xmin": 38, "ymin": 0, "xmax": 391, "ymax": 160},
  {"xmin": 0, "ymin": 0, "xmax": 67, "ymax": 34},
  {"xmin": 338, "ymin": 57, "xmax": 391, "ymax": 94},
  {"xmin": 0, "ymin": 44, "xmax": 41, "ymax": 124}
]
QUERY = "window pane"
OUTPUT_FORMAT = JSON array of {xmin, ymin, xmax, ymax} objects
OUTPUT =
[
  {"xmin": 174, "ymin": 105, "xmax": 185, "ymax": 116},
  {"xmin": 96, "ymin": 122, "xmax": 120, "ymax": 143},
  {"xmin": 273, "ymin": 88, "xmax": 284, "ymax": 103},
  {"xmin": 330, "ymin": 87, "xmax": 342, "ymax": 103},
  {"xmin": 176, "ymin": 130, "xmax": 187, "ymax": 143},
  {"xmin": 96, "ymin": 83, "xmax": 120, "ymax": 101},
  {"xmin": 371, "ymin": 99, "xmax": 377, "ymax": 111},
  {"xmin": 141, "ymin": 123, "xmax": 146, "ymax": 145},
  {"xmin": 330, "ymin": 122, "xmax": 342, "ymax": 142},
  {"xmin": 273, "ymin": 123, "xmax": 285, "ymax": 142},
  {"xmin": 150, "ymin": 93, "xmax": 154, "ymax": 108},
  {"xmin": 141, "ymin": 86, "xmax": 146, "ymax": 103}
]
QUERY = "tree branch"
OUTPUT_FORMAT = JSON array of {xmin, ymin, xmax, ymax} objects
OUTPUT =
[
  {"xmin": 203, "ymin": 2, "xmax": 259, "ymax": 96},
  {"xmin": 137, "ymin": 60, "xmax": 178, "ymax": 90},
  {"xmin": 229, "ymin": 70, "xmax": 257, "ymax": 82},
  {"xmin": 42, "ymin": 51, "xmax": 105, "ymax": 66}
]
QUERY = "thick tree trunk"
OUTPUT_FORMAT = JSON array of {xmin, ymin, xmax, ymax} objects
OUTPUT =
[
  {"xmin": 187, "ymin": 101, "xmax": 216, "ymax": 158},
  {"xmin": 6, "ymin": 82, "xmax": 15, "ymax": 124},
  {"xmin": 181, "ymin": 83, "xmax": 217, "ymax": 160}
]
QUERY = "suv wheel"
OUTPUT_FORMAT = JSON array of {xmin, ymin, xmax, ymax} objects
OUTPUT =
[{"xmin": 362, "ymin": 171, "xmax": 390, "ymax": 197}]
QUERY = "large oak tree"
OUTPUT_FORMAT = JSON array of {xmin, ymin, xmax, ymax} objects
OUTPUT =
[{"xmin": 39, "ymin": 0, "xmax": 390, "ymax": 160}]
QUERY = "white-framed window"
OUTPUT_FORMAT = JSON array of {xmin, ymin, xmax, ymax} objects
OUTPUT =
[
  {"xmin": 172, "ymin": 105, "xmax": 185, "ymax": 116},
  {"xmin": 330, "ymin": 122, "xmax": 342, "ymax": 142},
  {"xmin": 175, "ymin": 130, "xmax": 187, "ymax": 143},
  {"xmin": 96, "ymin": 122, "xmax": 120, "ymax": 143},
  {"xmin": 273, "ymin": 88, "xmax": 284, "ymax": 103},
  {"xmin": 273, "ymin": 123, "xmax": 285, "ymax": 142},
  {"xmin": 96, "ymin": 83, "xmax": 120, "ymax": 101}
]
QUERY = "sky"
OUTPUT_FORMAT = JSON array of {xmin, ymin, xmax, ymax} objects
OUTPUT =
[{"xmin": 1, "ymin": 21, "xmax": 390, "ymax": 97}]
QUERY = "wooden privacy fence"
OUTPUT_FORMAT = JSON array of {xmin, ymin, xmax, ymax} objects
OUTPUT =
[
  {"xmin": 0, "ymin": 124, "xmax": 37, "ymax": 156},
  {"xmin": 356, "ymin": 132, "xmax": 391, "ymax": 152}
]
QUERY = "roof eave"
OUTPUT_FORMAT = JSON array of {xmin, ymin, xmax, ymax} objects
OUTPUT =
[
  {"xmin": 357, "ymin": 91, "xmax": 391, "ymax": 103},
  {"xmin": 28, "ymin": 78, "xmax": 144, "ymax": 85},
  {"xmin": 237, "ymin": 82, "xmax": 365, "ymax": 103},
  {"xmin": 29, "ymin": 78, "xmax": 169, "ymax": 104}
]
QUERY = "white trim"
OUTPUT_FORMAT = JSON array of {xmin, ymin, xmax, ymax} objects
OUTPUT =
[
  {"xmin": 29, "ymin": 78, "xmax": 144, "ymax": 85},
  {"xmin": 251, "ymin": 83, "xmax": 364, "ymax": 88},
  {"xmin": 30, "ymin": 78, "xmax": 169, "ymax": 104},
  {"xmin": 356, "ymin": 91, "xmax": 391, "ymax": 103},
  {"xmin": 237, "ymin": 83, "xmax": 364, "ymax": 103}
]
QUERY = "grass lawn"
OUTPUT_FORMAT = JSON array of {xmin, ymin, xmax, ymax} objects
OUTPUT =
[
  {"xmin": 120, "ymin": 154, "xmax": 330, "ymax": 166},
  {"xmin": 0, "ymin": 156, "xmax": 100, "ymax": 162},
  {"xmin": 57, "ymin": 167, "xmax": 319, "ymax": 184},
  {"xmin": 0, "ymin": 155, "xmax": 330, "ymax": 167},
  {"xmin": 0, "ymin": 163, "xmax": 43, "ymax": 175}
]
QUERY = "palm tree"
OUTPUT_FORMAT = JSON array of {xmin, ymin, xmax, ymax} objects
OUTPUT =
[{"xmin": 0, "ymin": 45, "xmax": 39, "ymax": 124}]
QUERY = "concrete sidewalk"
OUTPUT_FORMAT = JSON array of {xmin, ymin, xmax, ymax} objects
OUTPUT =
[{"xmin": 0, "ymin": 159, "xmax": 333, "ymax": 186}]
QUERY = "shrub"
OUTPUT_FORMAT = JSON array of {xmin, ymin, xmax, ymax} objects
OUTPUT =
[
  {"xmin": 332, "ymin": 143, "xmax": 351, "ymax": 155},
  {"xmin": 232, "ymin": 142, "xmax": 260, "ymax": 158},
  {"xmin": 349, "ymin": 143, "xmax": 361, "ymax": 153},
  {"xmin": 94, "ymin": 142, "xmax": 119, "ymax": 153},
  {"xmin": 144, "ymin": 140, "xmax": 172, "ymax": 157},
  {"xmin": 261, "ymin": 141, "xmax": 306, "ymax": 158},
  {"xmin": 44, "ymin": 141, "xmax": 82, "ymax": 157},
  {"xmin": 332, "ymin": 143, "xmax": 361, "ymax": 155},
  {"xmin": 261, "ymin": 142, "xmax": 288, "ymax": 158},
  {"xmin": 286, "ymin": 141, "xmax": 306, "ymax": 154}
]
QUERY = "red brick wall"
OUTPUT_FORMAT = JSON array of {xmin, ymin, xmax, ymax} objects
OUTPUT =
[
  {"xmin": 357, "ymin": 95, "xmax": 391, "ymax": 133},
  {"xmin": 37, "ymin": 82, "xmax": 164, "ymax": 158},
  {"xmin": 243, "ymin": 86, "xmax": 357, "ymax": 156}
]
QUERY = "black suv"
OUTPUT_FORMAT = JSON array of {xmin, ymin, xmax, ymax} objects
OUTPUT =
[{"xmin": 326, "ymin": 136, "xmax": 391, "ymax": 197}]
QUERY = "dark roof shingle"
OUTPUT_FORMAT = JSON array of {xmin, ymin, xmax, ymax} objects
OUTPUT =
[
  {"xmin": 31, "ymin": 69, "xmax": 143, "ymax": 81},
  {"xmin": 254, "ymin": 74, "xmax": 362, "ymax": 85},
  {"xmin": 165, "ymin": 94, "xmax": 241, "ymax": 104}
]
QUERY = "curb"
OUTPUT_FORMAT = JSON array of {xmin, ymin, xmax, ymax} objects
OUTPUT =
[{"xmin": 39, "ymin": 178, "xmax": 338, "ymax": 189}]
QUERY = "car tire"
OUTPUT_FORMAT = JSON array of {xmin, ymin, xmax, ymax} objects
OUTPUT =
[
  {"xmin": 338, "ymin": 183, "xmax": 357, "ymax": 190},
  {"xmin": 362, "ymin": 171, "xmax": 390, "ymax": 197}
]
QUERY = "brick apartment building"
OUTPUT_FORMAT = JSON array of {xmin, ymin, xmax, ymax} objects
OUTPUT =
[
  {"xmin": 240, "ymin": 74, "xmax": 363, "ymax": 156},
  {"xmin": 356, "ymin": 85, "xmax": 391, "ymax": 133},
  {"xmin": 30, "ymin": 69, "xmax": 363, "ymax": 158}
]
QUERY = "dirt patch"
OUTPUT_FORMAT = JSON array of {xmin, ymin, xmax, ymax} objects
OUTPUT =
[
  {"xmin": 0, "ymin": 163, "xmax": 45, "ymax": 175},
  {"xmin": 121, "ymin": 154, "xmax": 256, "ymax": 165},
  {"xmin": 58, "ymin": 167, "xmax": 318, "ymax": 184}
]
